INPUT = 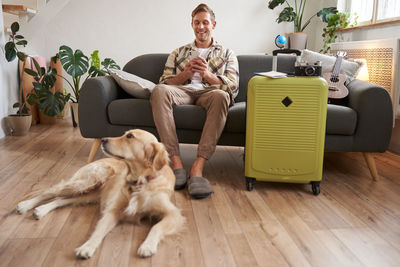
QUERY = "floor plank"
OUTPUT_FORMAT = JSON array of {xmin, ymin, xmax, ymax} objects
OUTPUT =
[{"xmin": 0, "ymin": 120, "xmax": 399, "ymax": 267}]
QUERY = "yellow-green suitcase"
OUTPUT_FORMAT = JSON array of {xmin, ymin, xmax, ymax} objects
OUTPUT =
[{"xmin": 245, "ymin": 72, "xmax": 328, "ymax": 195}]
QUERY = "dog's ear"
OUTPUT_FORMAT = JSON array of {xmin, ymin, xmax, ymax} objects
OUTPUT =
[{"xmin": 150, "ymin": 142, "xmax": 169, "ymax": 171}]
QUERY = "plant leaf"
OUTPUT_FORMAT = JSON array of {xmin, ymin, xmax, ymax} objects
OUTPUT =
[
  {"xmin": 88, "ymin": 65, "xmax": 107, "ymax": 77},
  {"xmin": 14, "ymin": 35, "xmax": 24, "ymax": 39},
  {"xmin": 31, "ymin": 58, "xmax": 43, "ymax": 77},
  {"xmin": 268, "ymin": 0, "xmax": 285, "ymax": 9},
  {"xmin": 90, "ymin": 50, "xmax": 101, "ymax": 69},
  {"xmin": 6, "ymin": 49, "xmax": 17, "ymax": 62},
  {"xmin": 51, "ymin": 54, "xmax": 59, "ymax": 63},
  {"xmin": 101, "ymin": 58, "xmax": 120, "ymax": 70},
  {"xmin": 41, "ymin": 68, "xmax": 57, "ymax": 90},
  {"xmin": 10, "ymin": 22, "xmax": 19, "ymax": 34},
  {"xmin": 27, "ymin": 92, "xmax": 39, "ymax": 105},
  {"xmin": 17, "ymin": 52, "xmax": 26, "ymax": 61},
  {"xmin": 277, "ymin": 7, "xmax": 296, "ymax": 23},
  {"xmin": 16, "ymin": 40, "xmax": 27, "ymax": 46},
  {"xmin": 59, "ymin": 45, "xmax": 89, "ymax": 77},
  {"xmin": 317, "ymin": 7, "xmax": 338, "ymax": 23},
  {"xmin": 37, "ymin": 89, "xmax": 68, "ymax": 116},
  {"xmin": 24, "ymin": 68, "xmax": 38, "ymax": 77}
]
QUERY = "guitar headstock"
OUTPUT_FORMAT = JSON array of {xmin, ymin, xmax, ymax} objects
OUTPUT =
[{"xmin": 336, "ymin": 51, "xmax": 347, "ymax": 58}]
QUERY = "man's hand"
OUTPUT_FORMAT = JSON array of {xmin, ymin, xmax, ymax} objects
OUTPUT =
[
  {"xmin": 190, "ymin": 57, "xmax": 209, "ymax": 77},
  {"xmin": 191, "ymin": 57, "xmax": 223, "ymax": 85},
  {"xmin": 165, "ymin": 60, "xmax": 195, "ymax": 85}
]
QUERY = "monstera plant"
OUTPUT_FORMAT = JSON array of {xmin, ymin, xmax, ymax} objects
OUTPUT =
[
  {"xmin": 24, "ymin": 62, "xmax": 70, "ymax": 117},
  {"xmin": 56, "ymin": 45, "xmax": 120, "ymax": 126},
  {"xmin": 268, "ymin": 0, "xmax": 338, "ymax": 32},
  {"xmin": 57, "ymin": 45, "xmax": 120, "ymax": 103}
]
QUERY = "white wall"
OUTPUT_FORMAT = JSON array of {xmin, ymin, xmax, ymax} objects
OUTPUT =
[
  {"xmin": 0, "ymin": 0, "xmax": 19, "ymax": 138},
  {"xmin": 22, "ymin": 0, "xmax": 294, "ymax": 66},
  {"xmin": 1, "ymin": 0, "xmax": 294, "ymax": 137}
]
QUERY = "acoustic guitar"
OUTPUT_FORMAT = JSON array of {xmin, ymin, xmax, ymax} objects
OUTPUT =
[{"xmin": 323, "ymin": 51, "xmax": 348, "ymax": 99}]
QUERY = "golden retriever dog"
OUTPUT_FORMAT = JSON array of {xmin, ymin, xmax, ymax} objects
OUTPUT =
[{"xmin": 15, "ymin": 129, "xmax": 185, "ymax": 259}]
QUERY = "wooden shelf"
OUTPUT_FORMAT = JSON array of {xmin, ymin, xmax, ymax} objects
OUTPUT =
[{"xmin": 2, "ymin": 4, "xmax": 37, "ymax": 16}]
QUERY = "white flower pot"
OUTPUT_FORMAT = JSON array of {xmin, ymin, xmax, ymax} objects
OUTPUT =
[{"xmin": 289, "ymin": 32, "xmax": 307, "ymax": 50}]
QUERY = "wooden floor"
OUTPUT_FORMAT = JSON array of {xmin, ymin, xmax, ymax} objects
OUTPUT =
[{"xmin": 0, "ymin": 120, "xmax": 399, "ymax": 267}]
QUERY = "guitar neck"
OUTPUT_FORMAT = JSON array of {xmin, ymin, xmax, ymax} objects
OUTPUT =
[{"xmin": 332, "ymin": 57, "xmax": 343, "ymax": 76}]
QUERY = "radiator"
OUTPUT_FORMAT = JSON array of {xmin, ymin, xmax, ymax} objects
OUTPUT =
[{"xmin": 331, "ymin": 39, "xmax": 400, "ymax": 120}]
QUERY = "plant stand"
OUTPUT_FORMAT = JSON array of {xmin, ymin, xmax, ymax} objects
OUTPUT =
[{"xmin": 70, "ymin": 102, "xmax": 79, "ymax": 128}]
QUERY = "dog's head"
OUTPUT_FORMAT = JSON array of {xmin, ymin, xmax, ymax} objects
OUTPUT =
[{"xmin": 101, "ymin": 130, "xmax": 169, "ymax": 171}]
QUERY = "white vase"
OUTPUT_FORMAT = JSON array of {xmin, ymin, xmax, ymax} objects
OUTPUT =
[{"xmin": 289, "ymin": 32, "xmax": 307, "ymax": 50}]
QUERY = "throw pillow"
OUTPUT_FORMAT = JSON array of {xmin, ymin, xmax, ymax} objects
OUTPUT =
[
  {"xmin": 300, "ymin": 49, "xmax": 362, "ymax": 83},
  {"xmin": 109, "ymin": 69, "xmax": 156, "ymax": 99}
]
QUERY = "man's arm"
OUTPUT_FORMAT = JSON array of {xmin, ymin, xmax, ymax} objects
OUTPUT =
[
  {"xmin": 216, "ymin": 49, "xmax": 239, "ymax": 93},
  {"xmin": 160, "ymin": 49, "xmax": 195, "ymax": 86},
  {"xmin": 164, "ymin": 62, "xmax": 194, "ymax": 85}
]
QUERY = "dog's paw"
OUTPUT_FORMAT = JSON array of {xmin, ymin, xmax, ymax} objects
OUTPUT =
[
  {"xmin": 137, "ymin": 241, "xmax": 157, "ymax": 257},
  {"xmin": 33, "ymin": 207, "xmax": 46, "ymax": 220},
  {"xmin": 16, "ymin": 200, "xmax": 32, "ymax": 214},
  {"xmin": 124, "ymin": 198, "xmax": 138, "ymax": 216},
  {"xmin": 75, "ymin": 243, "xmax": 97, "ymax": 259}
]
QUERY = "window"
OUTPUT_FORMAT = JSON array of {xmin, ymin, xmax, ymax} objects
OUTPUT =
[{"xmin": 338, "ymin": 0, "xmax": 400, "ymax": 25}]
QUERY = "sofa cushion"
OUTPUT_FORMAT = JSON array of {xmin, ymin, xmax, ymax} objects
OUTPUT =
[
  {"xmin": 108, "ymin": 99, "xmax": 246, "ymax": 133},
  {"xmin": 109, "ymin": 69, "xmax": 155, "ymax": 99},
  {"xmin": 301, "ymin": 49, "xmax": 362, "ymax": 83},
  {"xmin": 326, "ymin": 104, "xmax": 357, "ymax": 135}
]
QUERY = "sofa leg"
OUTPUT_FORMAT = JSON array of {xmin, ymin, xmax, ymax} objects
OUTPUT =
[
  {"xmin": 88, "ymin": 139, "xmax": 101, "ymax": 163},
  {"xmin": 362, "ymin": 152, "xmax": 379, "ymax": 181}
]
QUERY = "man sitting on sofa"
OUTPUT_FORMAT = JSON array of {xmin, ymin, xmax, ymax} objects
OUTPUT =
[{"xmin": 150, "ymin": 3, "xmax": 239, "ymax": 199}]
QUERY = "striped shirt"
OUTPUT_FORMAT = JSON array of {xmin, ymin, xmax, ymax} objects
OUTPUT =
[{"xmin": 159, "ymin": 40, "xmax": 239, "ymax": 105}]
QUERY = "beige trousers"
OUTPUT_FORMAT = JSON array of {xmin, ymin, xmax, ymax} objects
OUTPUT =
[{"xmin": 150, "ymin": 84, "xmax": 230, "ymax": 160}]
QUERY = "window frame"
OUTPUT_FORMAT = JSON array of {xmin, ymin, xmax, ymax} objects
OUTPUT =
[{"xmin": 344, "ymin": 0, "xmax": 400, "ymax": 27}]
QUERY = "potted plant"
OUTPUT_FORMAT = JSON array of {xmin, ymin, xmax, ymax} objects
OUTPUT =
[
  {"xmin": 55, "ymin": 46, "xmax": 120, "ymax": 127},
  {"xmin": 268, "ymin": 0, "xmax": 338, "ymax": 49},
  {"xmin": 3, "ymin": 22, "xmax": 32, "ymax": 135},
  {"xmin": 24, "ymin": 61, "xmax": 70, "ymax": 124},
  {"xmin": 320, "ymin": 12, "xmax": 355, "ymax": 54}
]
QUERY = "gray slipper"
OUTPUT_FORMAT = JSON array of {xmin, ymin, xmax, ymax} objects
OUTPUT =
[
  {"xmin": 174, "ymin": 169, "xmax": 188, "ymax": 190},
  {"xmin": 188, "ymin": 176, "xmax": 212, "ymax": 199}
]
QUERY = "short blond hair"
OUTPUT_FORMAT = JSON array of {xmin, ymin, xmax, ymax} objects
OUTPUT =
[{"xmin": 191, "ymin": 3, "xmax": 215, "ymax": 22}]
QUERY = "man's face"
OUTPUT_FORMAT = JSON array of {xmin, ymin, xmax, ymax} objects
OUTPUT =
[{"xmin": 191, "ymin": 12, "xmax": 216, "ymax": 46}]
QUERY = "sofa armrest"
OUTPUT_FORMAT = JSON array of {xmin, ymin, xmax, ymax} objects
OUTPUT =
[
  {"xmin": 347, "ymin": 79, "xmax": 393, "ymax": 152},
  {"xmin": 79, "ymin": 76, "xmax": 123, "ymax": 138}
]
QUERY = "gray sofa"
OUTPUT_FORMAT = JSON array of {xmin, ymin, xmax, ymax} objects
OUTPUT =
[{"xmin": 79, "ymin": 53, "xmax": 393, "ymax": 180}]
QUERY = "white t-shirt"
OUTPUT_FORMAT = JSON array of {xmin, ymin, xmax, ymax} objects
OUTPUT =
[{"xmin": 184, "ymin": 48, "xmax": 209, "ymax": 90}]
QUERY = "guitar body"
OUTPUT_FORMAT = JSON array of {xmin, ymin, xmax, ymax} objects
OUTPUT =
[
  {"xmin": 323, "ymin": 72, "xmax": 348, "ymax": 99},
  {"xmin": 323, "ymin": 51, "xmax": 349, "ymax": 100}
]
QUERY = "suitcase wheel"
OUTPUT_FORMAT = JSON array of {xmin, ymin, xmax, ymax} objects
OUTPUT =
[
  {"xmin": 311, "ymin": 182, "xmax": 320, "ymax": 195},
  {"xmin": 246, "ymin": 177, "xmax": 255, "ymax": 191}
]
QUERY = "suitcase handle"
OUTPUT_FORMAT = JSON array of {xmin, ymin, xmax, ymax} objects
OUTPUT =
[
  {"xmin": 272, "ymin": 49, "xmax": 302, "ymax": 72},
  {"xmin": 272, "ymin": 49, "xmax": 301, "ymax": 56}
]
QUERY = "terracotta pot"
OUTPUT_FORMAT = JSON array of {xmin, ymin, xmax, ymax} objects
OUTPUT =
[
  {"xmin": 39, "ymin": 112, "xmax": 57, "ymax": 124},
  {"xmin": 70, "ymin": 102, "xmax": 79, "ymax": 127},
  {"xmin": 289, "ymin": 32, "xmax": 307, "ymax": 50},
  {"xmin": 7, "ymin": 114, "xmax": 32, "ymax": 136}
]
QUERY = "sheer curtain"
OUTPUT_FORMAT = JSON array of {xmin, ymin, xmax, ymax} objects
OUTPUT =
[
  {"xmin": 350, "ymin": 0, "xmax": 374, "ymax": 23},
  {"xmin": 377, "ymin": 0, "xmax": 400, "ymax": 20}
]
